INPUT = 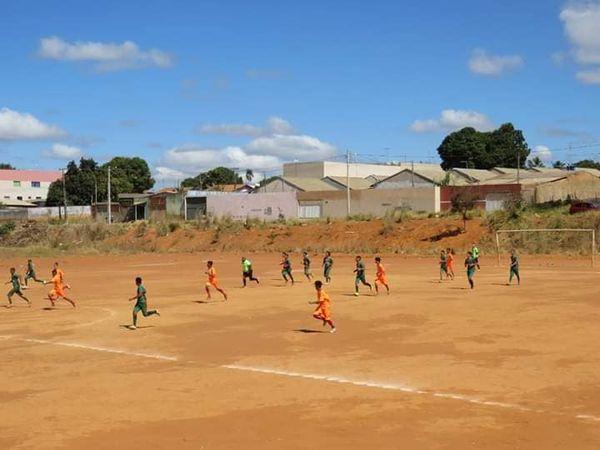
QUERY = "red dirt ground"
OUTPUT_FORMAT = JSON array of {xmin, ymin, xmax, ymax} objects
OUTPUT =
[{"xmin": 1, "ymin": 252, "xmax": 599, "ymax": 449}]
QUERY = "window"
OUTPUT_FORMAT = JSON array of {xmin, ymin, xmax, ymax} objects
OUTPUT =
[
  {"xmin": 3, "ymin": 196, "xmax": 9, "ymax": 199},
  {"xmin": 36, "ymin": 196, "xmax": 42, "ymax": 200},
  {"xmin": 27, "ymin": 196, "xmax": 32, "ymax": 199},
  {"xmin": 31, "ymin": 181, "xmax": 41, "ymax": 188},
  {"xmin": 17, "ymin": 196, "xmax": 22, "ymax": 200},
  {"xmin": 13, "ymin": 180, "xmax": 21, "ymax": 187}
]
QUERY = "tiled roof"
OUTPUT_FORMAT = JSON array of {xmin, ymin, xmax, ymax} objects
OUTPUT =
[{"xmin": 0, "ymin": 169, "xmax": 62, "ymax": 182}]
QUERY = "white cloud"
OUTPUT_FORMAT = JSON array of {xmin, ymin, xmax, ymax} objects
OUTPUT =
[
  {"xmin": 163, "ymin": 146, "xmax": 282, "ymax": 173},
  {"xmin": 559, "ymin": 3, "xmax": 600, "ymax": 83},
  {"xmin": 468, "ymin": 49, "xmax": 524, "ymax": 76},
  {"xmin": 0, "ymin": 107, "xmax": 65, "ymax": 140},
  {"xmin": 159, "ymin": 116, "xmax": 336, "ymax": 181},
  {"xmin": 154, "ymin": 166, "xmax": 188, "ymax": 182},
  {"xmin": 576, "ymin": 68, "xmax": 600, "ymax": 84},
  {"xmin": 531, "ymin": 145, "xmax": 553, "ymax": 162},
  {"xmin": 410, "ymin": 109, "xmax": 494, "ymax": 133},
  {"xmin": 246, "ymin": 134, "xmax": 336, "ymax": 160},
  {"xmin": 197, "ymin": 116, "xmax": 295, "ymax": 137},
  {"xmin": 43, "ymin": 143, "xmax": 83, "ymax": 160},
  {"xmin": 38, "ymin": 36, "xmax": 173, "ymax": 71}
]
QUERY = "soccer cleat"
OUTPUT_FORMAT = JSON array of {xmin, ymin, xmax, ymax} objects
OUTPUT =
[
  {"xmin": 354, "ymin": 292, "xmax": 359, "ymax": 297},
  {"xmin": 128, "ymin": 325, "xmax": 137, "ymax": 330},
  {"xmin": 330, "ymin": 328, "xmax": 336, "ymax": 333},
  {"xmin": 155, "ymin": 310, "xmax": 161, "ymax": 317}
]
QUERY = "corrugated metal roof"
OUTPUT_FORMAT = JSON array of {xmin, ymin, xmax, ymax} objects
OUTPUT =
[
  {"xmin": 450, "ymin": 168, "xmax": 499, "ymax": 182},
  {"xmin": 324, "ymin": 176, "xmax": 374, "ymax": 190},
  {"xmin": 0, "ymin": 169, "xmax": 62, "ymax": 182},
  {"xmin": 281, "ymin": 177, "xmax": 339, "ymax": 191},
  {"xmin": 575, "ymin": 167, "xmax": 600, "ymax": 177}
]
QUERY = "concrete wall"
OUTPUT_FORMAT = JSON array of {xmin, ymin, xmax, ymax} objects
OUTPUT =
[
  {"xmin": 298, "ymin": 187, "xmax": 439, "ymax": 217},
  {"xmin": 283, "ymin": 161, "xmax": 402, "ymax": 179},
  {"xmin": 534, "ymin": 173, "xmax": 600, "ymax": 203},
  {"xmin": 28, "ymin": 206, "xmax": 91, "ymax": 218},
  {"xmin": 206, "ymin": 192, "xmax": 299, "ymax": 221}
]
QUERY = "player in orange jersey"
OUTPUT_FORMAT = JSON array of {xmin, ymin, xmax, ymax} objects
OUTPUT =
[
  {"xmin": 374, "ymin": 256, "xmax": 390, "ymax": 295},
  {"xmin": 44, "ymin": 263, "xmax": 76, "ymax": 308},
  {"xmin": 308, "ymin": 280, "xmax": 336, "ymax": 333},
  {"xmin": 205, "ymin": 260, "xmax": 228, "ymax": 301}
]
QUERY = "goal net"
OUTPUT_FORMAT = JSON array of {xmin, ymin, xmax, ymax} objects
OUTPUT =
[{"xmin": 494, "ymin": 228, "xmax": 596, "ymax": 267}]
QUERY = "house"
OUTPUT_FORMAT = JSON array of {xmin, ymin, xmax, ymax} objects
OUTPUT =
[
  {"xmin": 0, "ymin": 169, "xmax": 62, "ymax": 205},
  {"xmin": 118, "ymin": 193, "xmax": 151, "ymax": 221}
]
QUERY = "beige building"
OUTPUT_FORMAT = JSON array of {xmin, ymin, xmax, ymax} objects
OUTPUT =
[{"xmin": 283, "ymin": 161, "xmax": 406, "ymax": 179}]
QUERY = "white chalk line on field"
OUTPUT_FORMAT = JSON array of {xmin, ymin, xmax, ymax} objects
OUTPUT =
[
  {"xmin": 222, "ymin": 363, "xmax": 600, "ymax": 423},
  {"xmin": 0, "ymin": 335, "xmax": 177, "ymax": 362}
]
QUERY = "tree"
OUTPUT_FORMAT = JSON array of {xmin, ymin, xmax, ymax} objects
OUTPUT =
[
  {"xmin": 575, "ymin": 159, "xmax": 600, "ymax": 170},
  {"xmin": 181, "ymin": 167, "xmax": 243, "ymax": 189},
  {"xmin": 451, "ymin": 190, "xmax": 478, "ymax": 231},
  {"xmin": 0, "ymin": 163, "xmax": 15, "ymax": 170},
  {"xmin": 526, "ymin": 156, "xmax": 545, "ymax": 169},
  {"xmin": 553, "ymin": 160, "xmax": 567, "ymax": 169},
  {"xmin": 103, "ymin": 157, "xmax": 154, "ymax": 193},
  {"xmin": 437, "ymin": 123, "xmax": 530, "ymax": 170},
  {"xmin": 46, "ymin": 156, "xmax": 154, "ymax": 206}
]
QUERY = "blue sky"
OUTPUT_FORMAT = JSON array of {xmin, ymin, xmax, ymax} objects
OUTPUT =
[{"xmin": 1, "ymin": 0, "xmax": 599, "ymax": 185}]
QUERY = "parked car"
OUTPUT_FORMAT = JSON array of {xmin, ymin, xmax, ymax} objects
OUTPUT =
[{"xmin": 569, "ymin": 200, "xmax": 600, "ymax": 214}]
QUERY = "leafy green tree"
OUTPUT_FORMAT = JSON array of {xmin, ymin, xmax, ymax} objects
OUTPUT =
[
  {"xmin": 46, "ymin": 156, "xmax": 153, "ymax": 206},
  {"xmin": 0, "ymin": 163, "xmax": 15, "ymax": 170},
  {"xmin": 526, "ymin": 156, "xmax": 545, "ymax": 169},
  {"xmin": 575, "ymin": 159, "xmax": 600, "ymax": 170},
  {"xmin": 553, "ymin": 160, "xmax": 566, "ymax": 169},
  {"xmin": 103, "ymin": 157, "xmax": 154, "ymax": 193},
  {"xmin": 181, "ymin": 167, "xmax": 243, "ymax": 189},
  {"xmin": 437, "ymin": 123, "xmax": 530, "ymax": 170}
]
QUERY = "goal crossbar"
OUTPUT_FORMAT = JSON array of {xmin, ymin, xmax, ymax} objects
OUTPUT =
[{"xmin": 495, "ymin": 228, "xmax": 596, "ymax": 267}]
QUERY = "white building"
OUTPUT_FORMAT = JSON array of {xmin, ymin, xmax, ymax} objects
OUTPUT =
[
  {"xmin": 283, "ymin": 161, "xmax": 408, "ymax": 179},
  {"xmin": 0, "ymin": 170, "xmax": 62, "ymax": 204}
]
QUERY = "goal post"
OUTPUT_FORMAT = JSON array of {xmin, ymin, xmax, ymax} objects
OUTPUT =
[{"xmin": 495, "ymin": 228, "xmax": 596, "ymax": 268}]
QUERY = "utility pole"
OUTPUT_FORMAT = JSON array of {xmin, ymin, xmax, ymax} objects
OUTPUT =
[
  {"xmin": 346, "ymin": 149, "xmax": 351, "ymax": 216},
  {"xmin": 61, "ymin": 168, "xmax": 68, "ymax": 220},
  {"xmin": 411, "ymin": 161, "xmax": 415, "ymax": 187},
  {"xmin": 517, "ymin": 150, "xmax": 521, "ymax": 185},
  {"xmin": 107, "ymin": 166, "xmax": 112, "ymax": 225}
]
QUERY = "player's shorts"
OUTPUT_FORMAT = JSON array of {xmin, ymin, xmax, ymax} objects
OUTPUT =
[
  {"xmin": 314, "ymin": 305, "xmax": 331, "ymax": 321},
  {"xmin": 8, "ymin": 288, "xmax": 22, "ymax": 297},
  {"xmin": 206, "ymin": 280, "xmax": 219, "ymax": 289},
  {"xmin": 376, "ymin": 275, "xmax": 387, "ymax": 284},
  {"xmin": 304, "ymin": 267, "xmax": 311, "ymax": 275},
  {"xmin": 324, "ymin": 266, "xmax": 332, "ymax": 277},
  {"xmin": 355, "ymin": 273, "xmax": 366, "ymax": 284},
  {"xmin": 25, "ymin": 271, "xmax": 36, "ymax": 279},
  {"xmin": 467, "ymin": 268, "xmax": 476, "ymax": 278},
  {"xmin": 133, "ymin": 301, "xmax": 148, "ymax": 315},
  {"xmin": 243, "ymin": 270, "xmax": 253, "ymax": 278},
  {"xmin": 49, "ymin": 286, "xmax": 66, "ymax": 299},
  {"xmin": 510, "ymin": 267, "xmax": 519, "ymax": 275}
]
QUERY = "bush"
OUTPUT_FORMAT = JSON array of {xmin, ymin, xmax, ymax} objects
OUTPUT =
[{"xmin": 0, "ymin": 221, "xmax": 15, "ymax": 237}]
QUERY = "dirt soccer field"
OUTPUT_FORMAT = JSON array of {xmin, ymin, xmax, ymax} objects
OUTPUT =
[{"xmin": 1, "ymin": 252, "xmax": 599, "ymax": 449}]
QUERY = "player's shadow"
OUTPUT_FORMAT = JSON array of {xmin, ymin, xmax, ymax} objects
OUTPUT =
[
  {"xmin": 193, "ymin": 300, "xmax": 226, "ymax": 305},
  {"xmin": 490, "ymin": 283, "xmax": 510, "ymax": 286},
  {"xmin": 449, "ymin": 287, "xmax": 469, "ymax": 290},
  {"xmin": 119, "ymin": 324, "xmax": 155, "ymax": 330},
  {"xmin": 294, "ymin": 328, "xmax": 326, "ymax": 334},
  {"xmin": 42, "ymin": 307, "xmax": 57, "ymax": 311}
]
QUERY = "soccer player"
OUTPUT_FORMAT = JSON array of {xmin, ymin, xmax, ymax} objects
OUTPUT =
[
  {"xmin": 353, "ymin": 255, "xmax": 372, "ymax": 296},
  {"xmin": 24, "ymin": 259, "xmax": 45, "ymax": 287},
  {"xmin": 241, "ymin": 257, "xmax": 259, "ymax": 287},
  {"xmin": 45, "ymin": 263, "xmax": 76, "ymax": 308},
  {"xmin": 205, "ymin": 260, "xmax": 228, "ymax": 301},
  {"xmin": 471, "ymin": 242, "xmax": 481, "ymax": 268},
  {"xmin": 128, "ymin": 276, "xmax": 160, "ymax": 330},
  {"xmin": 439, "ymin": 250, "xmax": 448, "ymax": 282},
  {"xmin": 446, "ymin": 248, "xmax": 455, "ymax": 280},
  {"xmin": 374, "ymin": 256, "xmax": 390, "ymax": 295},
  {"xmin": 508, "ymin": 250, "xmax": 520, "ymax": 285},
  {"xmin": 302, "ymin": 251, "xmax": 313, "ymax": 281},
  {"xmin": 280, "ymin": 252, "xmax": 294, "ymax": 285},
  {"xmin": 465, "ymin": 251, "xmax": 478, "ymax": 289},
  {"xmin": 308, "ymin": 280, "xmax": 336, "ymax": 333},
  {"xmin": 5, "ymin": 268, "xmax": 30, "ymax": 308},
  {"xmin": 322, "ymin": 251, "xmax": 333, "ymax": 283}
]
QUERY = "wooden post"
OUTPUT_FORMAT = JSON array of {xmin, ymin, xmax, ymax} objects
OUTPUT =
[
  {"xmin": 592, "ymin": 229, "xmax": 596, "ymax": 268},
  {"xmin": 495, "ymin": 231, "xmax": 501, "ymax": 266}
]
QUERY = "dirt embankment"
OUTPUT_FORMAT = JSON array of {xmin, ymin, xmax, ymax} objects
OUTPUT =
[{"xmin": 104, "ymin": 218, "xmax": 488, "ymax": 254}]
